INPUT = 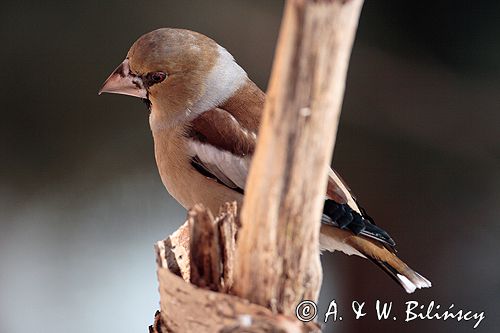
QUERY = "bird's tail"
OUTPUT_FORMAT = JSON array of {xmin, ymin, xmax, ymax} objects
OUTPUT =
[
  {"xmin": 365, "ymin": 249, "xmax": 432, "ymax": 293},
  {"xmin": 320, "ymin": 225, "xmax": 432, "ymax": 293}
]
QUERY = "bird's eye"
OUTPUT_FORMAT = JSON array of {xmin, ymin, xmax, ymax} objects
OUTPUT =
[{"xmin": 146, "ymin": 72, "xmax": 167, "ymax": 85}]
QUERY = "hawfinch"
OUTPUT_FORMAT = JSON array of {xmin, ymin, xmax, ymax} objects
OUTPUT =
[{"xmin": 99, "ymin": 28, "xmax": 431, "ymax": 293}]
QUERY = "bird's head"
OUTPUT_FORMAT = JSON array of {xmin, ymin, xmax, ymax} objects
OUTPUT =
[{"xmin": 99, "ymin": 28, "xmax": 247, "ymax": 126}]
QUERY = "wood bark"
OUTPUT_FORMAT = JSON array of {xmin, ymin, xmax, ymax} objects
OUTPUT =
[{"xmin": 233, "ymin": 0, "xmax": 364, "ymax": 315}]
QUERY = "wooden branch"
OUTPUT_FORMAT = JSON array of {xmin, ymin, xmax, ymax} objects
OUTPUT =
[{"xmin": 233, "ymin": 0, "xmax": 364, "ymax": 315}]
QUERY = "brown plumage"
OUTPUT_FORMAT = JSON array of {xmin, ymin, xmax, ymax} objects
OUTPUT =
[
  {"xmin": 190, "ymin": 107, "xmax": 256, "ymax": 157},
  {"xmin": 99, "ymin": 28, "xmax": 431, "ymax": 293}
]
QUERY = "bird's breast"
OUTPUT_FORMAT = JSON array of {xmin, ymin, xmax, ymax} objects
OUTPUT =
[{"xmin": 151, "ymin": 124, "xmax": 243, "ymax": 213}]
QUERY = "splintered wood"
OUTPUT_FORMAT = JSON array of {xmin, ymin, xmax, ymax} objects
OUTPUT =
[
  {"xmin": 153, "ymin": 203, "xmax": 320, "ymax": 332},
  {"xmin": 155, "ymin": 202, "xmax": 237, "ymax": 291}
]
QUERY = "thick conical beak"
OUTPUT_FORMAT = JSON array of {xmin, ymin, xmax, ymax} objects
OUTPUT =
[{"xmin": 98, "ymin": 59, "xmax": 147, "ymax": 98}]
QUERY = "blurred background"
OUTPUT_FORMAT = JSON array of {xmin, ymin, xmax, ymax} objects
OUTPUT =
[{"xmin": 1, "ymin": 0, "xmax": 498, "ymax": 332}]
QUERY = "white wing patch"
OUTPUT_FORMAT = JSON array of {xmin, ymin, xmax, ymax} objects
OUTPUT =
[{"xmin": 187, "ymin": 139, "xmax": 250, "ymax": 190}]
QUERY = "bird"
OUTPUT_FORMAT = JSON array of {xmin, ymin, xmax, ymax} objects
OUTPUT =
[{"xmin": 99, "ymin": 28, "xmax": 431, "ymax": 293}]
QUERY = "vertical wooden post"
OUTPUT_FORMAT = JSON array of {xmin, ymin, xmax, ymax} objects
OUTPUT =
[{"xmin": 233, "ymin": 0, "xmax": 364, "ymax": 315}]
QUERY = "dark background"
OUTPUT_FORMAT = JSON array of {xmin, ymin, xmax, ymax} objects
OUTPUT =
[{"xmin": 1, "ymin": 1, "xmax": 498, "ymax": 332}]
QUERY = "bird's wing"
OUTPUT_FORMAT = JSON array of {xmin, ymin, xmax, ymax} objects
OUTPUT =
[
  {"xmin": 188, "ymin": 106, "xmax": 394, "ymax": 245},
  {"xmin": 187, "ymin": 107, "xmax": 256, "ymax": 193},
  {"xmin": 186, "ymin": 78, "xmax": 262, "ymax": 193},
  {"xmin": 187, "ymin": 107, "xmax": 374, "ymax": 215},
  {"xmin": 186, "ymin": 78, "xmax": 361, "ymax": 207},
  {"xmin": 186, "ymin": 104, "xmax": 431, "ymax": 293}
]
